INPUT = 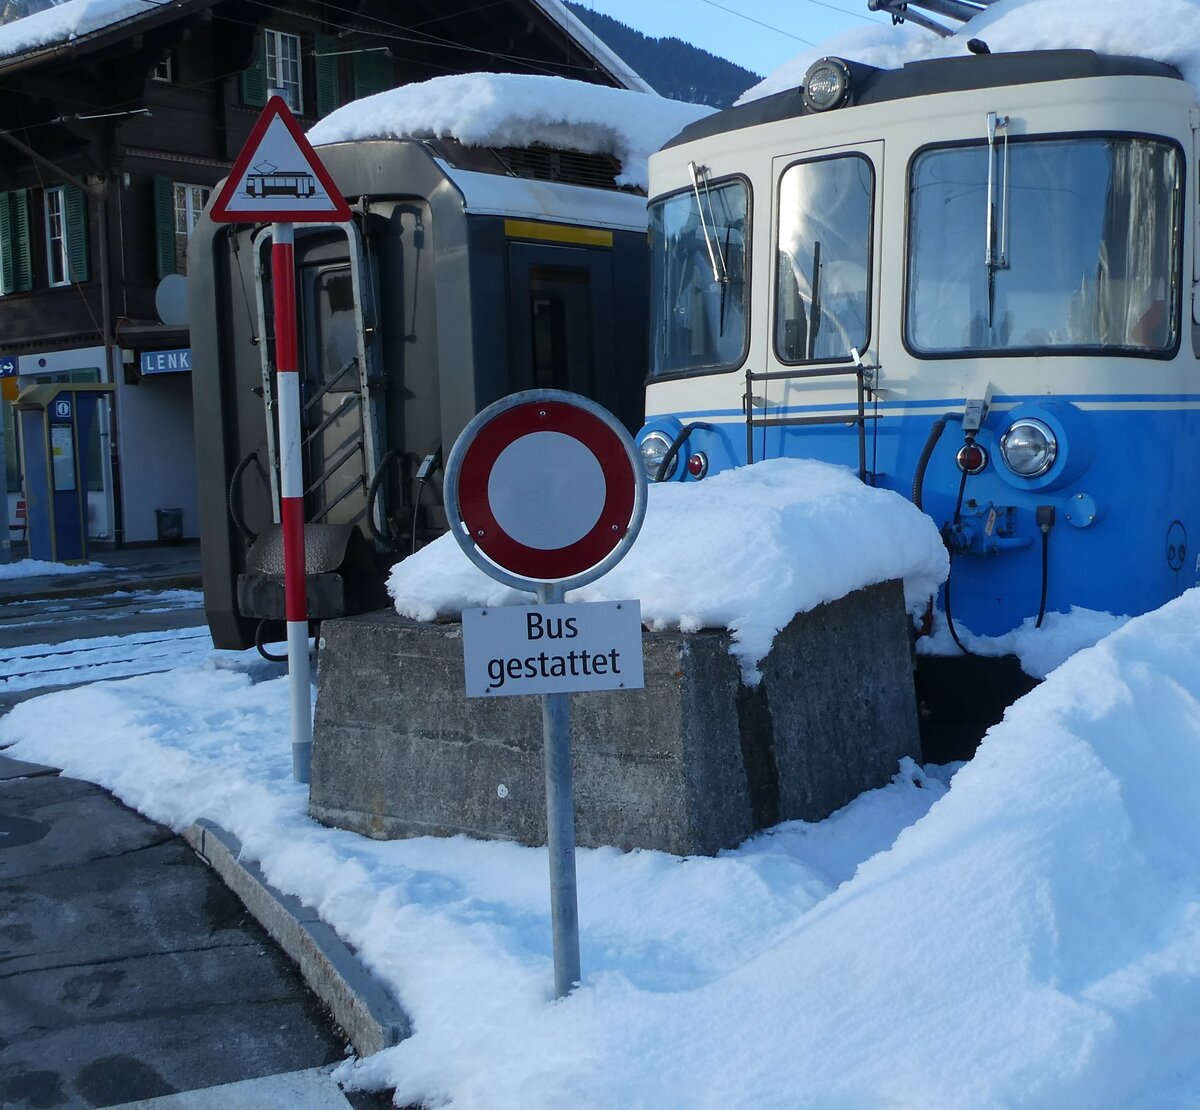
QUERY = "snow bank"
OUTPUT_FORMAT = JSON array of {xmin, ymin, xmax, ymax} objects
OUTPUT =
[
  {"xmin": 389, "ymin": 457, "xmax": 949, "ymax": 682},
  {"xmin": 307, "ymin": 72, "xmax": 715, "ymax": 190},
  {"xmin": 0, "ymin": 0, "xmax": 154, "ymax": 59},
  {"xmin": 741, "ymin": 0, "xmax": 1200, "ymax": 103},
  {"xmin": 5, "ymin": 579, "xmax": 1200, "ymax": 1106},
  {"xmin": 0, "ymin": 557, "xmax": 104, "ymax": 579}
]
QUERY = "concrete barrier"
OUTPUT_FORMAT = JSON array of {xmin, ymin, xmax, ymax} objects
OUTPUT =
[{"xmin": 310, "ymin": 579, "xmax": 920, "ymax": 856}]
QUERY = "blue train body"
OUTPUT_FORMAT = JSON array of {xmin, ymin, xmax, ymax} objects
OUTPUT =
[{"xmin": 637, "ymin": 50, "xmax": 1200, "ymax": 638}]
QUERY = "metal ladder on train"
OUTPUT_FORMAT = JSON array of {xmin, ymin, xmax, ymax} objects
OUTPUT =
[
  {"xmin": 867, "ymin": 0, "xmax": 996, "ymax": 37},
  {"xmin": 743, "ymin": 359, "xmax": 878, "ymax": 483},
  {"xmin": 298, "ymin": 354, "xmax": 374, "ymax": 527}
]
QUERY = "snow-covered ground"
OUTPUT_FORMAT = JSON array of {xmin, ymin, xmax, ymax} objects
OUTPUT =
[
  {"xmin": 4, "ymin": 456, "xmax": 1200, "ymax": 1106},
  {"xmin": 0, "ymin": 557, "xmax": 105, "ymax": 580}
]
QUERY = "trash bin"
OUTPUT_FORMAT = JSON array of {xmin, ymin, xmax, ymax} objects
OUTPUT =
[{"xmin": 155, "ymin": 507, "xmax": 184, "ymax": 544}]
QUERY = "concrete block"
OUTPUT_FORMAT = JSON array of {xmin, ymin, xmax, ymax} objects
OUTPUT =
[{"xmin": 310, "ymin": 579, "xmax": 920, "ymax": 856}]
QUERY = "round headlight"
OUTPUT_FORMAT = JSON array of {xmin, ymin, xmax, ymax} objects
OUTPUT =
[
  {"xmin": 802, "ymin": 57, "xmax": 852, "ymax": 112},
  {"xmin": 639, "ymin": 430, "xmax": 677, "ymax": 482},
  {"xmin": 1000, "ymin": 419, "xmax": 1057, "ymax": 477}
]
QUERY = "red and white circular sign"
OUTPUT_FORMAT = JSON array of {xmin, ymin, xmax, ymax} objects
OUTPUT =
[{"xmin": 447, "ymin": 393, "xmax": 643, "ymax": 585}]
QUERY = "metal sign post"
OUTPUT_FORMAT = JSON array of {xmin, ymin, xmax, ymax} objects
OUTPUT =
[
  {"xmin": 444, "ymin": 390, "xmax": 647, "ymax": 998},
  {"xmin": 210, "ymin": 97, "xmax": 351, "ymax": 782}
]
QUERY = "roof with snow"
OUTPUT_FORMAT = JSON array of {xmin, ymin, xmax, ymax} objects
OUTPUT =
[
  {"xmin": 307, "ymin": 72, "xmax": 715, "ymax": 191},
  {"xmin": 0, "ymin": 0, "xmax": 652, "ymax": 93},
  {"xmin": 739, "ymin": 0, "xmax": 1200, "ymax": 103}
]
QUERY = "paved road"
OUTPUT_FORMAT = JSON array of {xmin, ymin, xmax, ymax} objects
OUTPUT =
[
  {"xmin": 0, "ymin": 553, "xmax": 401, "ymax": 1108},
  {"xmin": 0, "ymin": 757, "xmax": 378, "ymax": 1109}
]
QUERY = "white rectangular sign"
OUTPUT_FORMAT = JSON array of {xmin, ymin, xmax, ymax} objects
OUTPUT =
[{"xmin": 462, "ymin": 600, "xmax": 644, "ymax": 697}]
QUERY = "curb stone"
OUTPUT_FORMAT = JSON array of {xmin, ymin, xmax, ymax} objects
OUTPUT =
[{"xmin": 184, "ymin": 818, "xmax": 411, "ymax": 1057}]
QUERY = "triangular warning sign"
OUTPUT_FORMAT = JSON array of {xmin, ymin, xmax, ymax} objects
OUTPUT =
[{"xmin": 210, "ymin": 96, "xmax": 351, "ymax": 224}]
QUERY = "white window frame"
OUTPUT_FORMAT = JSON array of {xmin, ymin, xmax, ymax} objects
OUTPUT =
[
  {"xmin": 44, "ymin": 186, "xmax": 68, "ymax": 287},
  {"xmin": 172, "ymin": 182, "xmax": 211, "ymax": 274},
  {"xmin": 265, "ymin": 29, "xmax": 303, "ymax": 114},
  {"xmin": 153, "ymin": 54, "xmax": 173, "ymax": 82}
]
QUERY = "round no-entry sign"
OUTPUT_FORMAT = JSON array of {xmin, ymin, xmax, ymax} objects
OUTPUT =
[{"xmin": 444, "ymin": 390, "xmax": 647, "ymax": 591}]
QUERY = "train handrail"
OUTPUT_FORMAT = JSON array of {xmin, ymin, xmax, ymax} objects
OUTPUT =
[{"xmin": 744, "ymin": 361, "xmax": 877, "ymax": 482}]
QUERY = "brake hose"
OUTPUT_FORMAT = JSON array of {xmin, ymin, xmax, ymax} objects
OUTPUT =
[
  {"xmin": 255, "ymin": 618, "xmax": 288, "ymax": 662},
  {"xmin": 228, "ymin": 451, "xmax": 260, "ymax": 548},
  {"xmin": 656, "ymin": 422, "xmax": 713, "ymax": 483},
  {"xmin": 366, "ymin": 448, "xmax": 406, "ymax": 552}
]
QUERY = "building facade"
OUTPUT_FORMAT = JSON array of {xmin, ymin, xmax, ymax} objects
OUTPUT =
[{"xmin": 0, "ymin": 0, "xmax": 642, "ymax": 547}]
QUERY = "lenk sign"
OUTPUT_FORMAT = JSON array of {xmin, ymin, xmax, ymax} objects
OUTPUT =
[{"xmin": 462, "ymin": 600, "xmax": 644, "ymax": 697}]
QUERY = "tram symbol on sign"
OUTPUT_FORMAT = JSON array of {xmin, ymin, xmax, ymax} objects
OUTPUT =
[{"xmin": 244, "ymin": 162, "xmax": 317, "ymax": 200}]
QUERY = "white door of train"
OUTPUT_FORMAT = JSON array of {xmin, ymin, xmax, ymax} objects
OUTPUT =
[{"xmin": 767, "ymin": 141, "xmax": 884, "ymax": 413}]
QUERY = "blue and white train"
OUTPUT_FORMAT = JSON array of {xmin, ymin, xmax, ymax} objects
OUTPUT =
[{"xmin": 636, "ymin": 44, "xmax": 1198, "ymax": 639}]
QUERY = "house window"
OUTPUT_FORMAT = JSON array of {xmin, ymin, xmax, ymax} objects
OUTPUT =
[
  {"xmin": 153, "ymin": 53, "xmax": 174, "ymax": 82},
  {"xmin": 43, "ymin": 185, "xmax": 89, "ymax": 286},
  {"xmin": 173, "ymin": 183, "xmax": 210, "ymax": 273},
  {"xmin": 45, "ymin": 187, "xmax": 68, "ymax": 286},
  {"xmin": 265, "ymin": 29, "xmax": 303, "ymax": 113}
]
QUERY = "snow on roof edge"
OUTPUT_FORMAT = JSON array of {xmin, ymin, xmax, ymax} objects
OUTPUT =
[{"xmin": 528, "ymin": 0, "xmax": 655, "ymax": 95}]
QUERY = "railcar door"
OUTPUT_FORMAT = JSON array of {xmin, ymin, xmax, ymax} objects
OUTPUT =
[{"xmin": 506, "ymin": 242, "xmax": 627, "ymax": 427}]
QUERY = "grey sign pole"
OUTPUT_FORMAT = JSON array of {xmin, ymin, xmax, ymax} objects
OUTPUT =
[
  {"xmin": 444, "ymin": 389, "xmax": 647, "ymax": 1002},
  {"xmin": 537, "ymin": 578, "xmax": 581, "ymax": 997}
]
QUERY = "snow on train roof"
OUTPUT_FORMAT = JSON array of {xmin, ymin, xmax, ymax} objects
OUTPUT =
[
  {"xmin": 741, "ymin": 0, "xmax": 1200, "ymax": 103},
  {"xmin": 307, "ymin": 72, "xmax": 715, "ymax": 190}
]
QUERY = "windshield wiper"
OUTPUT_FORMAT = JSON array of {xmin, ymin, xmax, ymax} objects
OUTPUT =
[
  {"xmin": 688, "ymin": 161, "xmax": 729, "ymax": 288},
  {"xmin": 985, "ymin": 111, "xmax": 1010, "ymax": 329}
]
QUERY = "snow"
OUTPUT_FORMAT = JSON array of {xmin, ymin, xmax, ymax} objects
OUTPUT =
[
  {"xmin": 5, "ymin": 579, "xmax": 1200, "ymax": 1105},
  {"xmin": 0, "ymin": 0, "xmax": 157, "ymax": 60},
  {"xmin": 307, "ymin": 72, "xmax": 715, "ymax": 190},
  {"xmin": 389, "ymin": 458, "xmax": 949, "ymax": 683},
  {"xmin": 740, "ymin": 0, "xmax": 1200, "ymax": 103},
  {"xmin": 0, "ymin": 557, "xmax": 105, "ymax": 579}
]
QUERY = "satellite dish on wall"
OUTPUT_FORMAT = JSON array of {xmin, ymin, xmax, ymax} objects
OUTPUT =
[{"xmin": 155, "ymin": 274, "xmax": 188, "ymax": 326}]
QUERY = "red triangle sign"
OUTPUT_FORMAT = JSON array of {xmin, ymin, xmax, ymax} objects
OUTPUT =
[{"xmin": 210, "ymin": 96, "xmax": 352, "ymax": 224}]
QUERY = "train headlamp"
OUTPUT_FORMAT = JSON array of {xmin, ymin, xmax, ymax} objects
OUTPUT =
[
  {"xmin": 1000, "ymin": 418, "xmax": 1057, "ymax": 477},
  {"xmin": 639, "ymin": 430, "xmax": 678, "ymax": 482},
  {"xmin": 802, "ymin": 57, "xmax": 852, "ymax": 112}
]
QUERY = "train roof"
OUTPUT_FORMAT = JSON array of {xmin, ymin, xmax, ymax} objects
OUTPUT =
[{"xmin": 662, "ymin": 50, "xmax": 1184, "ymax": 152}]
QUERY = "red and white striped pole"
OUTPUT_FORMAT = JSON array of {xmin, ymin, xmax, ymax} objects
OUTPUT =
[{"xmin": 271, "ymin": 222, "xmax": 312, "ymax": 783}]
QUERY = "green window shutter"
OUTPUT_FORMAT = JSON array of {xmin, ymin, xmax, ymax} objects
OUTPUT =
[
  {"xmin": 0, "ymin": 193, "xmax": 12, "ymax": 295},
  {"xmin": 241, "ymin": 37, "xmax": 266, "ymax": 107},
  {"xmin": 12, "ymin": 189, "xmax": 31, "ymax": 292},
  {"xmin": 65, "ymin": 184, "xmax": 89, "ymax": 283},
  {"xmin": 154, "ymin": 174, "xmax": 176, "ymax": 279},
  {"xmin": 315, "ymin": 33, "xmax": 339, "ymax": 117},
  {"xmin": 353, "ymin": 50, "xmax": 391, "ymax": 99}
]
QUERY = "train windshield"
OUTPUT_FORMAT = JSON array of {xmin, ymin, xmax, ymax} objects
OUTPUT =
[
  {"xmin": 776, "ymin": 154, "xmax": 873, "ymax": 363},
  {"xmin": 649, "ymin": 179, "xmax": 748, "ymax": 376},
  {"xmin": 908, "ymin": 136, "xmax": 1181, "ymax": 354}
]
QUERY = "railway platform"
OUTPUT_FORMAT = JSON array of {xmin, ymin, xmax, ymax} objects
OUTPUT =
[{"xmin": 0, "ymin": 541, "xmax": 202, "ymax": 604}]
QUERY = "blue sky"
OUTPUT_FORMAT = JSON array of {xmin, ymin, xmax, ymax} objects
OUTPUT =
[{"xmin": 576, "ymin": 0, "xmax": 892, "ymax": 78}]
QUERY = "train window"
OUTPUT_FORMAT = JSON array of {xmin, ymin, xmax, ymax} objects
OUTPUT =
[
  {"xmin": 775, "ymin": 154, "xmax": 873, "ymax": 363},
  {"xmin": 648, "ymin": 178, "xmax": 748, "ymax": 376},
  {"xmin": 908, "ymin": 136, "xmax": 1181, "ymax": 355}
]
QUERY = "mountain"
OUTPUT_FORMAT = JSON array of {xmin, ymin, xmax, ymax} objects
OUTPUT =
[
  {"xmin": 564, "ymin": 3, "xmax": 760, "ymax": 108},
  {"xmin": 0, "ymin": 0, "xmax": 55, "ymax": 22}
]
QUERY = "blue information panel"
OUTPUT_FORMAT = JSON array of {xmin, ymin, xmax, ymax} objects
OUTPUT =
[{"xmin": 0, "ymin": 356, "xmax": 17, "ymax": 377}]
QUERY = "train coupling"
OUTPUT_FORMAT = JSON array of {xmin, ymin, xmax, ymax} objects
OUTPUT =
[{"xmin": 943, "ymin": 502, "xmax": 1033, "ymax": 556}]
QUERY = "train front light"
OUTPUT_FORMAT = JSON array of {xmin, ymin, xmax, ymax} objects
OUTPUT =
[
  {"xmin": 802, "ymin": 57, "xmax": 852, "ymax": 112},
  {"xmin": 1000, "ymin": 419, "xmax": 1057, "ymax": 477},
  {"xmin": 639, "ymin": 431, "xmax": 678, "ymax": 482}
]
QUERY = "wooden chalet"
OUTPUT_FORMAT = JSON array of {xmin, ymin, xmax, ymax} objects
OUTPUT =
[{"xmin": 0, "ymin": 0, "xmax": 645, "ymax": 546}]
